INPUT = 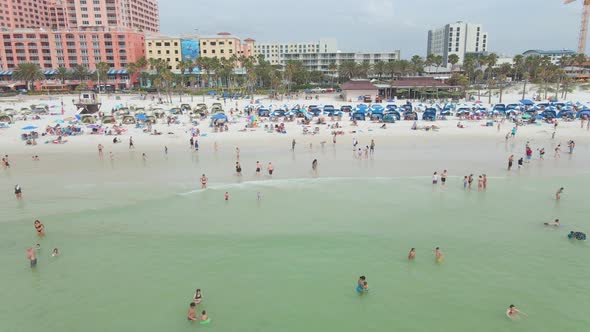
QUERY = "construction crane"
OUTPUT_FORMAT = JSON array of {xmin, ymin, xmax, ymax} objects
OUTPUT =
[{"xmin": 565, "ymin": 0, "xmax": 590, "ymax": 54}]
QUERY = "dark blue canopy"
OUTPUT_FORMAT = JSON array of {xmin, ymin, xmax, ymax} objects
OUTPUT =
[{"xmin": 520, "ymin": 99, "xmax": 534, "ymax": 106}]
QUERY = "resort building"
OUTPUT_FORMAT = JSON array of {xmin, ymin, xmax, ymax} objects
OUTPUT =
[
  {"xmin": 522, "ymin": 49, "xmax": 576, "ymax": 65},
  {"xmin": 0, "ymin": 0, "xmax": 160, "ymax": 90},
  {"xmin": 146, "ymin": 36, "xmax": 182, "ymax": 70},
  {"xmin": 254, "ymin": 39, "xmax": 338, "ymax": 65},
  {"xmin": 199, "ymin": 32, "xmax": 255, "ymax": 64},
  {"xmin": 282, "ymin": 51, "xmax": 401, "ymax": 74},
  {"xmin": 427, "ymin": 21, "xmax": 488, "ymax": 66}
]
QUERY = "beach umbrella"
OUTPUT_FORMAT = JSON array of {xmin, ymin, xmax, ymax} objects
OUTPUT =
[
  {"xmin": 520, "ymin": 99, "xmax": 534, "ymax": 106},
  {"xmin": 211, "ymin": 113, "xmax": 227, "ymax": 120},
  {"xmin": 21, "ymin": 126, "xmax": 38, "ymax": 130},
  {"xmin": 136, "ymin": 114, "xmax": 147, "ymax": 121},
  {"xmin": 522, "ymin": 113, "xmax": 532, "ymax": 119},
  {"xmin": 87, "ymin": 124, "xmax": 100, "ymax": 129},
  {"xmin": 54, "ymin": 119, "xmax": 64, "ymax": 123}
]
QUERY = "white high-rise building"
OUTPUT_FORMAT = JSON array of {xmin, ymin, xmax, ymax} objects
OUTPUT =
[
  {"xmin": 427, "ymin": 21, "xmax": 488, "ymax": 66},
  {"xmin": 254, "ymin": 38, "xmax": 338, "ymax": 65}
]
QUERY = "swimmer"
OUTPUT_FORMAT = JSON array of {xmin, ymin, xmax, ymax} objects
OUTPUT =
[
  {"xmin": 435, "ymin": 247, "xmax": 444, "ymax": 263},
  {"xmin": 35, "ymin": 244, "xmax": 41, "ymax": 251},
  {"xmin": 187, "ymin": 302, "xmax": 197, "ymax": 321},
  {"xmin": 257, "ymin": 192, "xmax": 262, "ymax": 201},
  {"xmin": 441, "ymin": 170, "xmax": 447, "ymax": 186},
  {"xmin": 408, "ymin": 248, "xmax": 416, "ymax": 260},
  {"xmin": 463, "ymin": 176, "xmax": 468, "ymax": 189},
  {"xmin": 506, "ymin": 304, "xmax": 526, "ymax": 320},
  {"xmin": 200, "ymin": 310, "xmax": 209, "ymax": 324},
  {"xmin": 356, "ymin": 276, "xmax": 366, "ymax": 292},
  {"xmin": 34, "ymin": 220, "xmax": 45, "ymax": 235},
  {"xmin": 26, "ymin": 247, "xmax": 37, "ymax": 268},
  {"xmin": 224, "ymin": 192, "xmax": 229, "ymax": 201},
  {"xmin": 267, "ymin": 162, "xmax": 274, "ymax": 176},
  {"xmin": 235, "ymin": 162, "xmax": 242, "ymax": 176},
  {"xmin": 556, "ymin": 187, "xmax": 564, "ymax": 200},
  {"xmin": 544, "ymin": 219, "xmax": 560, "ymax": 227},
  {"xmin": 200, "ymin": 174, "xmax": 208, "ymax": 189},
  {"xmin": 363, "ymin": 281, "xmax": 369, "ymax": 292},
  {"xmin": 193, "ymin": 289, "xmax": 203, "ymax": 304},
  {"xmin": 52, "ymin": 248, "xmax": 59, "ymax": 257}
]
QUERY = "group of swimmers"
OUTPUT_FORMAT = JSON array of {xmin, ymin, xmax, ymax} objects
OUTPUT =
[
  {"xmin": 27, "ymin": 220, "xmax": 60, "ymax": 268},
  {"xmin": 407, "ymin": 247, "xmax": 444, "ymax": 263},
  {"xmin": 187, "ymin": 289, "xmax": 211, "ymax": 325}
]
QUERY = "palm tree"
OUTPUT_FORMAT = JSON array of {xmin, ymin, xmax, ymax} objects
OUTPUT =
[
  {"xmin": 410, "ymin": 55, "xmax": 424, "ymax": 75},
  {"xmin": 448, "ymin": 54, "xmax": 459, "ymax": 72},
  {"xmin": 386, "ymin": 60, "xmax": 397, "ymax": 79},
  {"xmin": 339, "ymin": 60, "xmax": 358, "ymax": 80},
  {"xmin": 284, "ymin": 60, "xmax": 301, "ymax": 91},
  {"xmin": 358, "ymin": 61, "xmax": 371, "ymax": 79},
  {"xmin": 56, "ymin": 67, "xmax": 70, "ymax": 85},
  {"xmin": 372, "ymin": 61, "xmax": 386, "ymax": 79},
  {"xmin": 512, "ymin": 54, "xmax": 524, "ymax": 81},
  {"xmin": 328, "ymin": 62, "xmax": 338, "ymax": 85},
  {"xmin": 95, "ymin": 62, "xmax": 110, "ymax": 93},
  {"xmin": 425, "ymin": 53, "xmax": 436, "ymax": 71},
  {"xmin": 433, "ymin": 55, "xmax": 443, "ymax": 74},
  {"xmin": 485, "ymin": 53, "xmax": 498, "ymax": 80},
  {"xmin": 71, "ymin": 64, "xmax": 89, "ymax": 82},
  {"xmin": 13, "ymin": 63, "xmax": 44, "ymax": 91}
]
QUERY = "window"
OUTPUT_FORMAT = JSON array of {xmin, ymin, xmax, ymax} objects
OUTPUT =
[
  {"xmin": 202, "ymin": 50, "xmax": 207, "ymax": 54},
  {"xmin": 211, "ymin": 50, "xmax": 215, "ymax": 54},
  {"xmin": 155, "ymin": 42, "xmax": 161, "ymax": 46},
  {"xmin": 166, "ymin": 50, "xmax": 169, "ymax": 54},
  {"xmin": 210, "ymin": 42, "xmax": 216, "ymax": 46},
  {"xmin": 164, "ymin": 42, "xmax": 170, "ymax": 46},
  {"xmin": 220, "ymin": 50, "xmax": 224, "ymax": 54}
]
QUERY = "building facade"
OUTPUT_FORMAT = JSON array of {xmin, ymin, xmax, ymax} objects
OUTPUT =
[
  {"xmin": 427, "ymin": 21, "xmax": 488, "ymax": 66},
  {"xmin": 522, "ymin": 49, "xmax": 576, "ymax": 65},
  {"xmin": 0, "ymin": 29, "xmax": 145, "ymax": 71},
  {"xmin": 282, "ymin": 51, "xmax": 400, "ymax": 73},
  {"xmin": 0, "ymin": 0, "xmax": 159, "ymax": 32},
  {"xmin": 254, "ymin": 39, "xmax": 338, "ymax": 65},
  {"xmin": 146, "ymin": 36, "xmax": 182, "ymax": 70},
  {"xmin": 198, "ymin": 32, "xmax": 254, "ymax": 62}
]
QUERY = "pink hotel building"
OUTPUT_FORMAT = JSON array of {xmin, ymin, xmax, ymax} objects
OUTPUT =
[{"xmin": 0, "ymin": 0, "xmax": 159, "ymax": 84}]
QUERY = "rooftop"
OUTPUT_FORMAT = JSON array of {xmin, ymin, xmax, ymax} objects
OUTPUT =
[{"xmin": 341, "ymin": 80, "xmax": 378, "ymax": 91}]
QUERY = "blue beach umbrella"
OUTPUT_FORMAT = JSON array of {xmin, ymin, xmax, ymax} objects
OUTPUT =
[{"xmin": 22, "ymin": 126, "xmax": 38, "ymax": 130}]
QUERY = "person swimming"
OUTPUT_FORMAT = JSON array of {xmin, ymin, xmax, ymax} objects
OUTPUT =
[
  {"xmin": 408, "ymin": 248, "xmax": 416, "ymax": 260},
  {"xmin": 506, "ymin": 304, "xmax": 527, "ymax": 320},
  {"xmin": 544, "ymin": 219, "xmax": 560, "ymax": 227},
  {"xmin": 34, "ymin": 220, "xmax": 45, "ymax": 235},
  {"xmin": 200, "ymin": 310, "xmax": 210, "ymax": 325},
  {"xmin": 52, "ymin": 248, "xmax": 59, "ymax": 257}
]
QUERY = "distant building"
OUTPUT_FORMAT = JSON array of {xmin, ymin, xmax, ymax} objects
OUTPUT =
[
  {"xmin": 254, "ymin": 39, "xmax": 338, "ymax": 65},
  {"xmin": 283, "ymin": 51, "xmax": 400, "ymax": 74},
  {"xmin": 522, "ymin": 49, "xmax": 576, "ymax": 65},
  {"xmin": 427, "ymin": 21, "xmax": 488, "ymax": 66},
  {"xmin": 199, "ymin": 32, "xmax": 254, "ymax": 65}
]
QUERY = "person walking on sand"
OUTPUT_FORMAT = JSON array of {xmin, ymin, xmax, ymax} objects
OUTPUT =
[
  {"xmin": 200, "ymin": 174, "xmax": 208, "ymax": 189},
  {"xmin": 556, "ymin": 187, "xmax": 564, "ymax": 200},
  {"xmin": 235, "ymin": 147, "xmax": 240, "ymax": 160},
  {"xmin": 267, "ymin": 162, "xmax": 274, "ymax": 176},
  {"xmin": 508, "ymin": 155, "xmax": 514, "ymax": 171},
  {"xmin": 26, "ymin": 247, "xmax": 37, "ymax": 268},
  {"xmin": 539, "ymin": 148, "xmax": 545, "ymax": 160},
  {"xmin": 129, "ymin": 136, "xmax": 134, "ymax": 149},
  {"xmin": 292, "ymin": 139, "xmax": 296, "ymax": 151},
  {"xmin": 518, "ymin": 157, "xmax": 523, "ymax": 169},
  {"xmin": 370, "ymin": 139, "xmax": 375, "ymax": 154},
  {"xmin": 98, "ymin": 144, "xmax": 104, "ymax": 158},
  {"xmin": 554, "ymin": 144, "xmax": 561, "ymax": 158},
  {"xmin": 312, "ymin": 159, "xmax": 318, "ymax": 175}
]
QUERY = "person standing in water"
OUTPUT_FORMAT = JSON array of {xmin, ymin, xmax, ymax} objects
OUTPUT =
[
  {"xmin": 235, "ymin": 162, "xmax": 242, "ymax": 176},
  {"xmin": 34, "ymin": 220, "xmax": 45, "ymax": 235},
  {"xmin": 441, "ymin": 170, "xmax": 448, "ymax": 186},
  {"xmin": 544, "ymin": 219, "xmax": 560, "ymax": 226},
  {"xmin": 432, "ymin": 172, "xmax": 438, "ymax": 185},
  {"xmin": 482, "ymin": 174, "xmax": 487, "ymax": 190},
  {"xmin": 508, "ymin": 155, "xmax": 514, "ymax": 171},
  {"xmin": 193, "ymin": 289, "xmax": 203, "ymax": 304},
  {"xmin": 224, "ymin": 192, "xmax": 229, "ymax": 201},
  {"xmin": 200, "ymin": 174, "xmax": 208, "ymax": 189},
  {"xmin": 267, "ymin": 162, "xmax": 274, "ymax": 176},
  {"xmin": 556, "ymin": 187, "xmax": 564, "ymax": 200},
  {"xmin": 26, "ymin": 247, "xmax": 37, "ymax": 268},
  {"xmin": 408, "ymin": 248, "xmax": 416, "ymax": 260},
  {"xmin": 255, "ymin": 161, "xmax": 261, "ymax": 176},
  {"xmin": 435, "ymin": 247, "xmax": 444, "ymax": 263},
  {"xmin": 463, "ymin": 176, "xmax": 468, "ymax": 189},
  {"xmin": 14, "ymin": 184, "xmax": 23, "ymax": 200},
  {"xmin": 187, "ymin": 302, "xmax": 197, "ymax": 321},
  {"xmin": 468, "ymin": 174, "xmax": 474, "ymax": 190}
]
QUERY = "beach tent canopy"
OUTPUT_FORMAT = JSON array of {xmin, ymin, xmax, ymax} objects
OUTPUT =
[
  {"xmin": 520, "ymin": 99, "xmax": 534, "ymax": 106},
  {"xmin": 211, "ymin": 113, "xmax": 227, "ymax": 120},
  {"xmin": 136, "ymin": 114, "xmax": 147, "ymax": 120},
  {"xmin": 22, "ymin": 125, "xmax": 38, "ymax": 130}
]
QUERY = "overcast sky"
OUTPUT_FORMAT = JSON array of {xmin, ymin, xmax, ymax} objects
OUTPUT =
[{"xmin": 160, "ymin": 0, "xmax": 582, "ymax": 58}]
